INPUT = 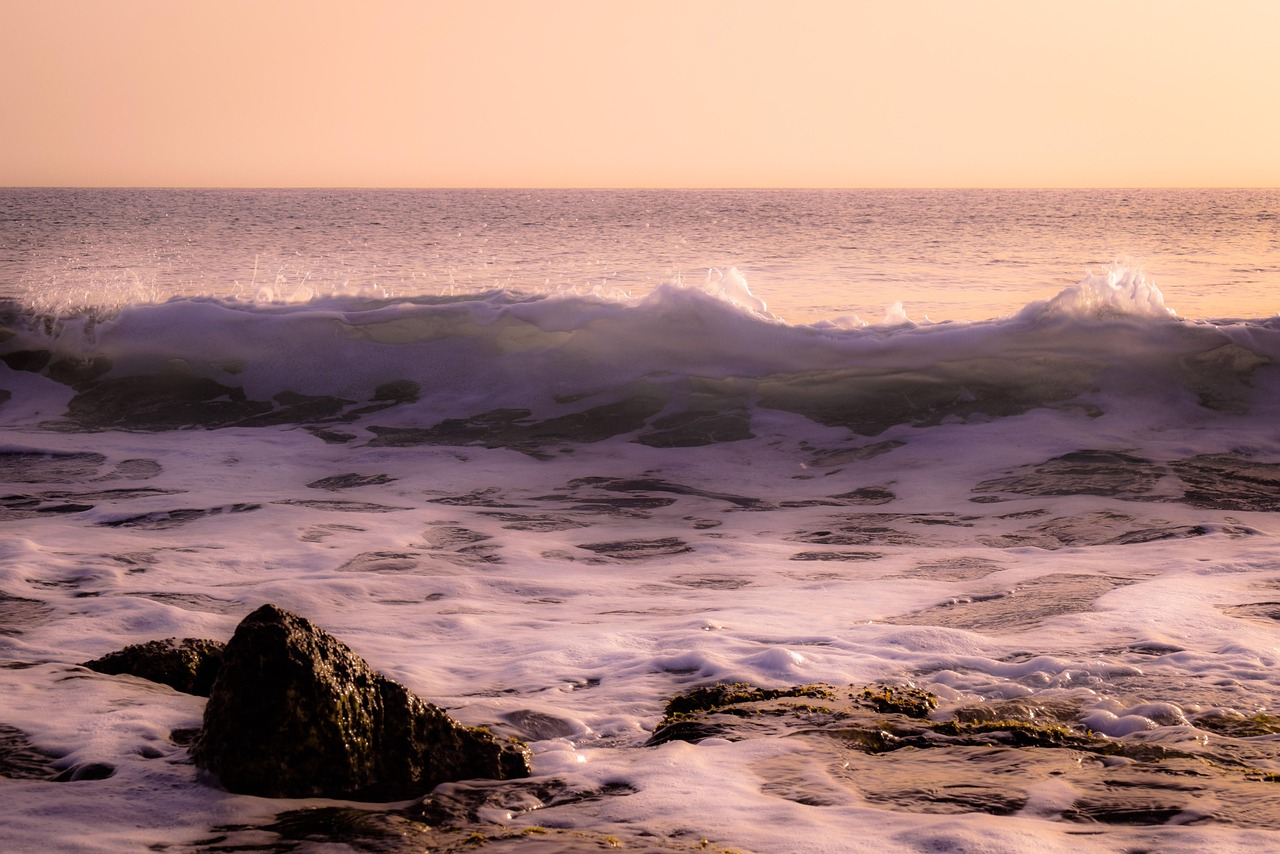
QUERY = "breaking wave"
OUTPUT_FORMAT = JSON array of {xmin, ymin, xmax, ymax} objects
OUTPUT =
[{"xmin": 1, "ymin": 268, "xmax": 1277, "ymax": 439}]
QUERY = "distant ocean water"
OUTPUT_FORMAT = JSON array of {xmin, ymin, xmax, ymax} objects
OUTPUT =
[
  {"xmin": 3, "ymin": 188, "xmax": 1280, "ymax": 852},
  {"xmin": 3, "ymin": 188, "xmax": 1278, "ymax": 321}
]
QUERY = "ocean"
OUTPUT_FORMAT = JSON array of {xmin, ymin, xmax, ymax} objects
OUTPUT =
[{"xmin": 2, "ymin": 188, "xmax": 1280, "ymax": 852}]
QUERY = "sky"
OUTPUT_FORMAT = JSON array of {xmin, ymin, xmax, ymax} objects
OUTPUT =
[{"xmin": 2, "ymin": 0, "xmax": 1278, "ymax": 188}]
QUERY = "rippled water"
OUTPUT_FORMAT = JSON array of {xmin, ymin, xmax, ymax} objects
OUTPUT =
[{"xmin": 4, "ymin": 188, "xmax": 1278, "ymax": 321}]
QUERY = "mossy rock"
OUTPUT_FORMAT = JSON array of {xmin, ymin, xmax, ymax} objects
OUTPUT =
[
  {"xmin": 1193, "ymin": 711, "xmax": 1280, "ymax": 738},
  {"xmin": 192, "ymin": 604, "xmax": 531, "ymax": 800},
  {"xmin": 658, "ymin": 682, "xmax": 836, "ymax": 728},
  {"xmin": 647, "ymin": 679, "xmax": 1280, "ymax": 828},
  {"xmin": 858, "ymin": 684, "xmax": 938, "ymax": 718},
  {"xmin": 929, "ymin": 718, "xmax": 1115, "ymax": 751},
  {"xmin": 83, "ymin": 637, "xmax": 224, "ymax": 696}
]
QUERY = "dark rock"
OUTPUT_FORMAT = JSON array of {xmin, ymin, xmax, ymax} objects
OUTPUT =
[
  {"xmin": 858, "ymin": 684, "xmax": 939, "ymax": 718},
  {"xmin": 169, "ymin": 727, "xmax": 200, "ymax": 746},
  {"xmin": 191, "ymin": 604, "xmax": 531, "ymax": 800},
  {"xmin": 648, "ymin": 682, "xmax": 838, "ymax": 746},
  {"xmin": 83, "ymin": 637, "xmax": 225, "ymax": 696}
]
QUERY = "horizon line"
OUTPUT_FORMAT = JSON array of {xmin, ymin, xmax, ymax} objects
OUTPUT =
[{"xmin": 5, "ymin": 184, "xmax": 1279, "ymax": 192}]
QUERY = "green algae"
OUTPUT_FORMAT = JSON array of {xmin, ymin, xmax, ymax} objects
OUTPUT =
[
  {"xmin": 658, "ymin": 682, "xmax": 837, "ymax": 728},
  {"xmin": 929, "ymin": 718, "xmax": 1115, "ymax": 751},
  {"xmin": 1194, "ymin": 710, "xmax": 1280, "ymax": 738},
  {"xmin": 646, "ymin": 678, "xmax": 1280, "ymax": 828},
  {"xmin": 858, "ymin": 684, "xmax": 939, "ymax": 718},
  {"xmin": 193, "ymin": 604, "xmax": 531, "ymax": 800}
]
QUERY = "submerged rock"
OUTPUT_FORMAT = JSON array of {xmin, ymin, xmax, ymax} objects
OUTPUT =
[
  {"xmin": 83, "ymin": 637, "xmax": 225, "ymax": 696},
  {"xmin": 192, "ymin": 604, "xmax": 530, "ymax": 800}
]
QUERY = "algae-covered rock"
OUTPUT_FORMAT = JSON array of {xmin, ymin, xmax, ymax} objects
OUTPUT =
[
  {"xmin": 660, "ymin": 682, "xmax": 836, "ymax": 725},
  {"xmin": 83, "ymin": 637, "xmax": 225, "ymax": 696},
  {"xmin": 858, "ymin": 684, "xmax": 939, "ymax": 718},
  {"xmin": 191, "ymin": 604, "xmax": 530, "ymax": 801},
  {"xmin": 648, "ymin": 682, "xmax": 838, "ymax": 746},
  {"xmin": 647, "ymin": 680, "xmax": 1280, "ymax": 827}
]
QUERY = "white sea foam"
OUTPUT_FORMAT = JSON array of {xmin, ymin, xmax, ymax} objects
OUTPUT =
[{"xmin": 1019, "ymin": 264, "xmax": 1177, "ymax": 321}]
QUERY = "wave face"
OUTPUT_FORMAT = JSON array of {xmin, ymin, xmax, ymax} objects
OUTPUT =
[{"xmin": 2, "ymin": 275, "xmax": 1277, "ymax": 442}]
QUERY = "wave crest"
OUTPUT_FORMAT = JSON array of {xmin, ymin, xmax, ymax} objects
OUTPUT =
[
  {"xmin": 1, "ymin": 270, "xmax": 1276, "ymax": 439},
  {"xmin": 1020, "ymin": 265, "xmax": 1176, "ymax": 322}
]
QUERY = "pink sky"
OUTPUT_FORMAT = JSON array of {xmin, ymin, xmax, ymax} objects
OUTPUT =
[{"xmin": 3, "ymin": 0, "xmax": 1278, "ymax": 188}]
